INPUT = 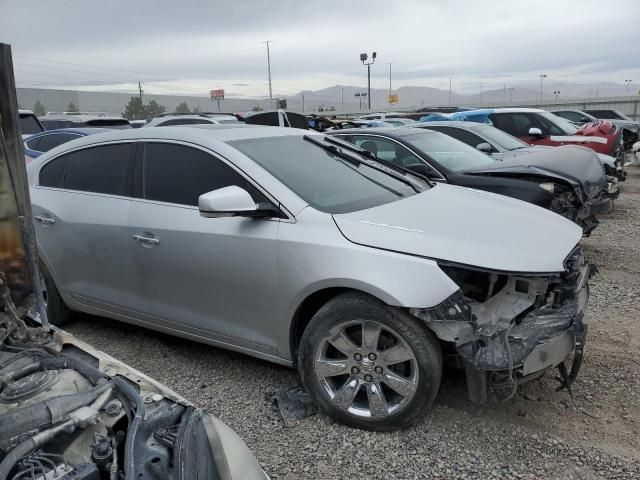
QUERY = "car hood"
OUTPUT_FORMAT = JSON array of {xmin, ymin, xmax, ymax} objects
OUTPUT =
[
  {"xmin": 464, "ymin": 145, "xmax": 606, "ymax": 201},
  {"xmin": 333, "ymin": 183, "xmax": 582, "ymax": 273}
]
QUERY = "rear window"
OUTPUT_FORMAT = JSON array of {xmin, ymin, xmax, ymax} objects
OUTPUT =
[
  {"xmin": 39, "ymin": 156, "xmax": 66, "ymax": 188},
  {"xmin": 19, "ymin": 114, "xmax": 44, "ymax": 134},
  {"xmin": 64, "ymin": 143, "xmax": 133, "ymax": 195}
]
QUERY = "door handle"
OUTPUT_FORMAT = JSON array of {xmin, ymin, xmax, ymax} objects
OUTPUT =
[
  {"xmin": 34, "ymin": 215, "xmax": 55, "ymax": 225},
  {"xmin": 132, "ymin": 234, "xmax": 160, "ymax": 246}
]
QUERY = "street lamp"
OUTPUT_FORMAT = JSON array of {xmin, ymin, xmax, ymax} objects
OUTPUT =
[
  {"xmin": 625, "ymin": 79, "xmax": 633, "ymax": 96},
  {"xmin": 508, "ymin": 87, "xmax": 514, "ymax": 105},
  {"xmin": 539, "ymin": 74, "xmax": 547, "ymax": 103},
  {"xmin": 360, "ymin": 52, "xmax": 376, "ymax": 111},
  {"xmin": 553, "ymin": 90, "xmax": 560, "ymax": 102}
]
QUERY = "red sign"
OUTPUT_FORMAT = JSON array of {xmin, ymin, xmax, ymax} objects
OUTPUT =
[{"xmin": 210, "ymin": 89, "xmax": 224, "ymax": 100}]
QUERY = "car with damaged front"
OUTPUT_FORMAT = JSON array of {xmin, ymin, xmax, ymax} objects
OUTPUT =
[
  {"xmin": 432, "ymin": 108, "xmax": 625, "ymax": 164},
  {"xmin": 412, "ymin": 120, "xmax": 626, "ymax": 181},
  {"xmin": 329, "ymin": 127, "xmax": 611, "ymax": 235},
  {"xmin": 1, "ymin": 120, "xmax": 268, "ymax": 478},
  {"xmin": 27, "ymin": 126, "xmax": 591, "ymax": 431}
]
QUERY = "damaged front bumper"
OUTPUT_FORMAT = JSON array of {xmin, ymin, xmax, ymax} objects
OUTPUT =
[{"xmin": 412, "ymin": 247, "xmax": 592, "ymax": 404}]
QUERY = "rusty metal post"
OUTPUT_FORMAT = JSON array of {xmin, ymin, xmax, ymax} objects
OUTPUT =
[{"xmin": 0, "ymin": 42, "xmax": 49, "ymax": 329}]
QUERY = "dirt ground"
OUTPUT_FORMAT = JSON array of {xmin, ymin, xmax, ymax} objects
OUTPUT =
[{"xmin": 66, "ymin": 166, "xmax": 640, "ymax": 479}]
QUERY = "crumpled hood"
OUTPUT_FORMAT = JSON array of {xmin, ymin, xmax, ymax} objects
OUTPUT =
[
  {"xmin": 577, "ymin": 120, "xmax": 616, "ymax": 137},
  {"xmin": 333, "ymin": 183, "xmax": 582, "ymax": 273},
  {"xmin": 465, "ymin": 145, "xmax": 607, "ymax": 202}
]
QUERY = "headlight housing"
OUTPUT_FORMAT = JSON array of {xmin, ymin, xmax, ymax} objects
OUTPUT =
[{"xmin": 539, "ymin": 182, "xmax": 556, "ymax": 193}]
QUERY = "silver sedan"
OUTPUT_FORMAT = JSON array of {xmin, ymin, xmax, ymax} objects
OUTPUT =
[{"xmin": 28, "ymin": 126, "xmax": 590, "ymax": 430}]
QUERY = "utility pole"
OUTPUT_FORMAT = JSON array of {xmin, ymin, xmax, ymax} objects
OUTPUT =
[
  {"xmin": 360, "ymin": 52, "xmax": 376, "ymax": 111},
  {"xmin": 388, "ymin": 63, "xmax": 392, "ymax": 107},
  {"xmin": 138, "ymin": 81, "xmax": 143, "ymax": 104},
  {"xmin": 262, "ymin": 40, "xmax": 273, "ymax": 109},
  {"xmin": 539, "ymin": 74, "xmax": 547, "ymax": 104},
  {"xmin": 508, "ymin": 87, "xmax": 514, "ymax": 104},
  {"xmin": 448, "ymin": 76, "xmax": 452, "ymax": 106}
]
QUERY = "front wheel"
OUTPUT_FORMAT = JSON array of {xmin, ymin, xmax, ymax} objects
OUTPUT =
[{"xmin": 298, "ymin": 292, "xmax": 442, "ymax": 431}]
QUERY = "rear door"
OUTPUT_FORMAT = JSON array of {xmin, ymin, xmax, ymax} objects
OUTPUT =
[
  {"xmin": 31, "ymin": 142, "xmax": 136, "ymax": 312},
  {"xmin": 126, "ymin": 141, "xmax": 280, "ymax": 353}
]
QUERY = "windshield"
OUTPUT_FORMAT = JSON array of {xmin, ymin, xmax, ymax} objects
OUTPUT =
[
  {"xmin": 538, "ymin": 111, "xmax": 577, "ymax": 134},
  {"xmin": 230, "ymin": 135, "xmax": 417, "ymax": 214},
  {"xmin": 401, "ymin": 131, "xmax": 495, "ymax": 172},
  {"xmin": 476, "ymin": 125, "xmax": 528, "ymax": 151}
]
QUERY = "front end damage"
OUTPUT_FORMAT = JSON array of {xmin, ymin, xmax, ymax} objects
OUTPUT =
[{"xmin": 411, "ymin": 247, "xmax": 592, "ymax": 404}]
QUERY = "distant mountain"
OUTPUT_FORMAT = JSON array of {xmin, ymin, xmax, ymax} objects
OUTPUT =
[{"xmin": 288, "ymin": 81, "xmax": 639, "ymax": 110}]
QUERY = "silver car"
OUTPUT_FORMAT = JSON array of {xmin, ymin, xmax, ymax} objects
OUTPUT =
[{"xmin": 28, "ymin": 126, "xmax": 590, "ymax": 430}]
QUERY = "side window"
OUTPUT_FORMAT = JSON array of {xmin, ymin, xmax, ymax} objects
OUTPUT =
[
  {"xmin": 141, "ymin": 143, "xmax": 267, "ymax": 207},
  {"xmin": 530, "ymin": 114, "xmax": 564, "ymax": 136},
  {"xmin": 490, "ymin": 113, "xmax": 534, "ymax": 137},
  {"xmin": 36, "ymin": 133, "xmax": 81, "ymax": 153},
  {"xmin": 426, "ymin": 127, "xmax": 489, "ymax": 150},
  {"xmin": 351, "ymin": 136, "xmax": 422, "ymax": 167},
  {"xmin": 556, "ymin": 111, "xmax": 582, "ymax": 122},
  {"xmin": 39, "ymin": 155, "xmax": 67, "ymax": 188},
  {"xmin": 64, "ymin": 143, "xmax": 134, "ymax": 195}
]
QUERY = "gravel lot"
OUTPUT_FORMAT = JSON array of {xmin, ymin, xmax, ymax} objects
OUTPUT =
[{"xmin": 66, "ymin": 166, "xmax": 640, "ymax": 480}]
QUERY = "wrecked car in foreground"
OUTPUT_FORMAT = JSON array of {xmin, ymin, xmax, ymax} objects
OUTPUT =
[
  {"xmin": 28, "ymin": 126, "xmax": 592, "ymax": 431},
  {"xmin": 1, "ymin": 105, "xmax": 268, "ymax": 479}
]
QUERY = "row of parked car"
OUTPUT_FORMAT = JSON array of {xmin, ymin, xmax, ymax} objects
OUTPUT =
[{"xmin": 18, "ymin": 101, "xmax": 631, "ymax": 432}]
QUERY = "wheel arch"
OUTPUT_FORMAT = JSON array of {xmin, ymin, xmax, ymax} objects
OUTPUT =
[{"xmin": 287, "ymin": 283, "xmax": 401, "ymax": 366}]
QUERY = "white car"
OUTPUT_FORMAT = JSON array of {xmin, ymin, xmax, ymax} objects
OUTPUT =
[{"xmin": 144, "ymin": 114, "xmax": 240, "ymax": 127}]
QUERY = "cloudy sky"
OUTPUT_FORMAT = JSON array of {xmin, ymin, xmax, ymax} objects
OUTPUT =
[{"xmin": 2, "ymin": 0, "xmax": 639, "ymax": 98}]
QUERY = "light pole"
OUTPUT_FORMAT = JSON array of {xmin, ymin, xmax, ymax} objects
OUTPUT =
[
  {"xmin": 539, "ymin": 74, "xmax": 547, "ymax": 104},
  {"xmin": 262, "ymin": 40, "xmax": 273, "ymax": 108},
  {"xmin": 388, "ymin": 63, "xmax": 392, "ymax": 107},
  {"xmin": 508, "ymin": 87, "xmax": 514, "ymax": 105},
  {"xmin": 448, "ymin": 76, "xmax": 452, "ymax": 106},
  {"xmin": 553, "ymin": 90, "xmax": 560, "ymax": 102},
  {"xmin": 360, "ymin": 52, "xmax": 376, "ymax": 111},
  {"xmin": 625, "ymin": 79, "xmax": 633, "ymax": 96}
]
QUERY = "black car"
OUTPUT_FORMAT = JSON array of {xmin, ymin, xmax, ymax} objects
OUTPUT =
[{"xmin": 329, "ymin": 127, "xmax": 611, "ymax": 235}]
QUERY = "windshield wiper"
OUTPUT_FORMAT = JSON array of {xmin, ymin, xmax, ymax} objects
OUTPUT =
[
  {"xmin": 302, "ymin": 135, "xmax": 426, "ymax": 193},
  {"xmin": 322, "ymin": 135, "xmax": 434, "ymax": 185}
]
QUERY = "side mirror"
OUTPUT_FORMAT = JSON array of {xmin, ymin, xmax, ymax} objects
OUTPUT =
[
  {"xmin": 476, "ymin": 142, "xmax": 493, "ymax": 153},
  {"xmin": 199, "ymin": 186, "xmax": 258, "ymax": 218},
  {"xmin": 528, "ymin": 127, "xmax": 543, "ymax": 137},
  {"xmin": 405, "ymin": 163, "xmax": 433, "ymax": 177}
]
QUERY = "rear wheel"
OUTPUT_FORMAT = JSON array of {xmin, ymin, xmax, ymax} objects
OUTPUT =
[
  {"xmin": 39, "ymin": 263, "xmax": 72, "ymax": 326},
  {"xmin": 298, "ymin": 292, "xmax": 442, "ymax": 431}
]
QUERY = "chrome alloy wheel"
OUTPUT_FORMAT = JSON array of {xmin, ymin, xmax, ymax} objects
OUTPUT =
[{"xmin": 313, "ymin": 319, "xmax": 419, "ymax": 419}]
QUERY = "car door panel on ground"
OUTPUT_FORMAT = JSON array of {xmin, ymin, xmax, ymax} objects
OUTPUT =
[
  {"xmin": 126, "ymin": 142, "xmax": 280, "ymax": 352},
  {"xmin": 32, "ymin": 142, "xmax": 136, "ymax": 311}
]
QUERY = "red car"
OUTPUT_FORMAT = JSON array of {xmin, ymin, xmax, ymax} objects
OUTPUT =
[{"xmin": 450, "ymin": 108, "xmax": 624, "ymax": 162}]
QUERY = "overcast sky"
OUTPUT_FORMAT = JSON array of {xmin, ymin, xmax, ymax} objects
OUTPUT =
[{"xmin": 2, "ymin": 0, "xmax": 639, "ymax": 98}]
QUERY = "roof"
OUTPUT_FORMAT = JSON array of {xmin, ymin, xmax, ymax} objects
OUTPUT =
[
  {"xmin": 27, "ymin": 127, "xmax": 112, "ymax": 137},
  {"xmin": 413, "ymin": 121, "xmax": 481, "ymax": 129},
  {"xmin": 41, "ymin": 114, "xmax": 128, "ymax": 122},
  {"xmin": 43, "ymin": 125, "xmax": 314, "ymax": 151},
  {"xmin": 489, "ymin": 108, "xmax": 545, "ymax": 113},
  {"xmin": 330, "ymin": 126, "xmax": 436, "ymax": 138}
]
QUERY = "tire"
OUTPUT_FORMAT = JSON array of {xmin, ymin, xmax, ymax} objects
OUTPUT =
[
  {"xmin": 39, "ymin": 262, "xmax": 72, "ymax": 326},
  {"xmin": 298, "ymin": 292, "xmax": 442, "ymax": 431}
]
